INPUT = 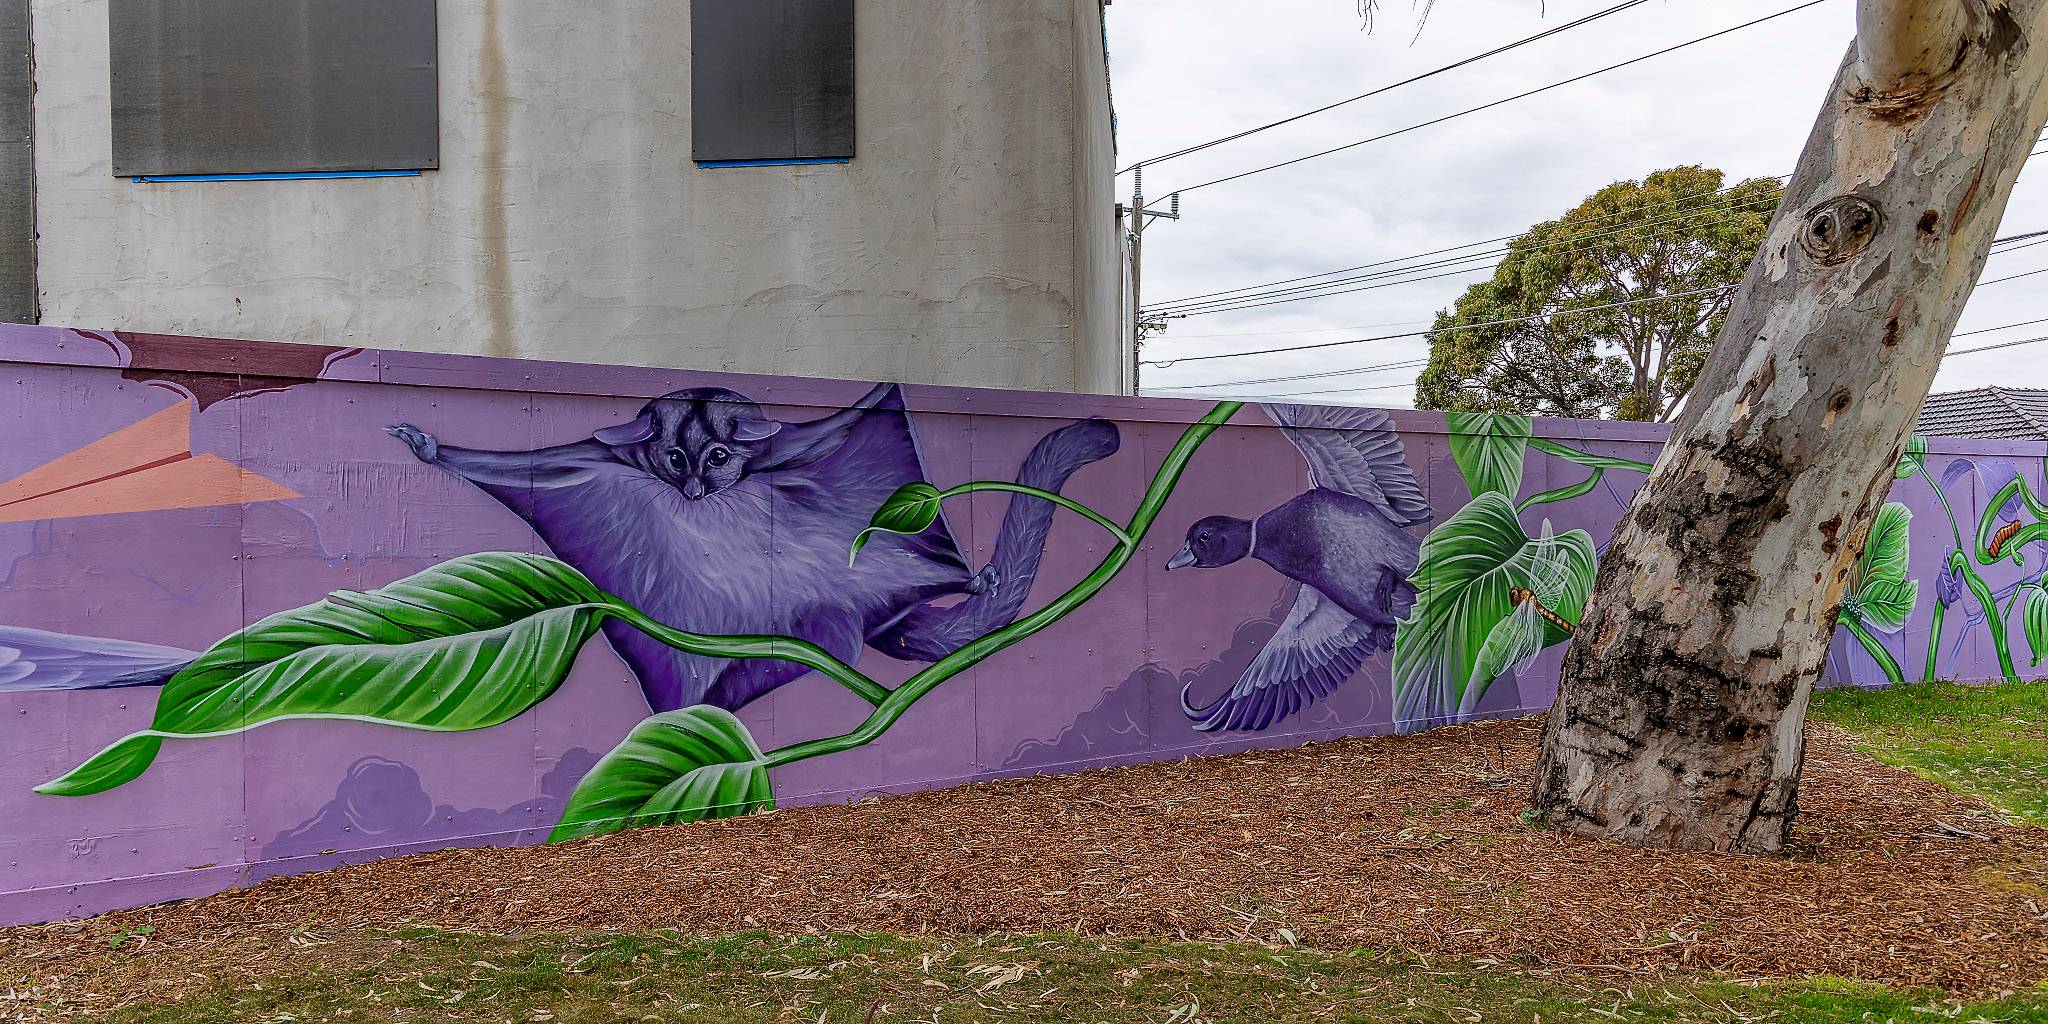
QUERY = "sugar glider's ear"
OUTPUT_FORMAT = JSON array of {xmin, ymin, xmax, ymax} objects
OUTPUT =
[
  {"xmin": 733, "ymin": 417, "xmax": 782, "ymax": 442},
  {"xmin": 593, "ymin": 412, "xmax": 656, "ymax": 446}
]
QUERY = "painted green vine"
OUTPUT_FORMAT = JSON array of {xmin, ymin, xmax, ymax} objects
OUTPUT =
[
  {"xmin": 42, "ymin": 405, "xmax": 2029, "ymax": 842},
  {"xmin": 36, "ymin": 401, "xmax": 1246, "ymax": 839},
  {"xmin": 1886, "ymin": 435, "xmax": 2048, "ymax": 684}
]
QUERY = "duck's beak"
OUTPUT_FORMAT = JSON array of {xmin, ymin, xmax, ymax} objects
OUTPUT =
[{"xmin": 1164, "ymin": 544, "xmax": 1197, "ymax": 571}]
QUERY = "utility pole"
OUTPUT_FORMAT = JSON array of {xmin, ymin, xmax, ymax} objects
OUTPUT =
[{"xmin": 1124, "ymin": 164, "xmax": 1179, "ymax": 394}]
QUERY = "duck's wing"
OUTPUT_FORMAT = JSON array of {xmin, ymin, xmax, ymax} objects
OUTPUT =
[
  {"xmin": 1181, "ymin": 585, "xmax": 1380, "ymax": 732},
  {"xmin": 1263, "ymin": 404, "xmax": 1431, "ymax": 527}
]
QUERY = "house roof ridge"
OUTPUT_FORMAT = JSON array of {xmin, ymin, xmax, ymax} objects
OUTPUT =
[{"xmin": 1987, "ymin": 386, "xmax": 2048, "ymax": 439}]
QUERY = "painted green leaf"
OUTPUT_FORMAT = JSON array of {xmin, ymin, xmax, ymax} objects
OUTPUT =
[
  {"xmin": 2025, "ymin": 586, "xmax": 2048, "ymax": 667},
  {"xmin": 1895, "ymin": 434, "xmax": 1928, "ymax": 480},
  {"xmin": 550, "ymin": 705, "xmax": 774, "ymax": 843},
  {"xmin": 1526, "ymin": 437, "xmax": 1656, "ymax": 474},
  {"xmin": 1852, "ymin": 578, "xmax": 1918, "ymax": 633},
  {"xmin": 1392, "ymin": 492, "xmax": 1596, "ymax": 728},
  {"xmin": 849, "ymin": 481, "xmax": 943, "ymax": 565},
  {"xmin": 1843, "ymin": 503, "xmax": 1917, "ymax": 633},
  {"xmin": 1445, "ymin": 412, "xmax": 1532, "ymax": 501},
  {"xmin": 38, "ymin": 552, "xmax": 609, "ymax": 797}
]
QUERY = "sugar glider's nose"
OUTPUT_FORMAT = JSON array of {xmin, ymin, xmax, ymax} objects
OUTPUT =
[{"xmin": 682, "ymin": 478, "xmax": 708, "ymax": 500}]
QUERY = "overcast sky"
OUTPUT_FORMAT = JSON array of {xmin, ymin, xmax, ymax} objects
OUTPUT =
[{"xmin": 1108, "ymin": 0, "xmax": 2048, "ymax": 408}]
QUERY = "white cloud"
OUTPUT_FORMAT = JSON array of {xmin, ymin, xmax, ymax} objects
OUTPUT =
[{"xmin": 1110, "ymin": 0, "xmax": 2048, "ymax": 406}]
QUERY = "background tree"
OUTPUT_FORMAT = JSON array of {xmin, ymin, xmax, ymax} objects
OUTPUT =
[
  {"xmin": 1531, "ymin": 0, "xmax": 2048, "ymax": 854},
  {"xmin": 1414, "ymin": 167, "xmax": 1783, "ymax": 421}
]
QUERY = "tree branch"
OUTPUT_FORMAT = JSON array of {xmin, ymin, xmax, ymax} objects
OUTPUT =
[{"xmin": 1856, "ymin": 0, "xmax": 1976, "ymax": 93}]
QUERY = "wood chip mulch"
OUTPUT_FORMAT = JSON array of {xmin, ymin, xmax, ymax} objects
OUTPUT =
[{"xmin": 5, "ymin": 717, "xmax": 2047, "ymax": 1009}]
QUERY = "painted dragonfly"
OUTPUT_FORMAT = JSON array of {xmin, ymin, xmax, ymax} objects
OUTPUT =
[{"xmin": 1461, "ymin": 521, "xmax": 1581, "ymax": 719}]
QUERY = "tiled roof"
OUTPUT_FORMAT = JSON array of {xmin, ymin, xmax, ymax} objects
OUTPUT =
[{"xmin": 1917, "ymin": 387, "xmax": 2048, "ymax": 440}]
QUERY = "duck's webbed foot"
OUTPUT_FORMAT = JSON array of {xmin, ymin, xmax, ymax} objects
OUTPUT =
[
  {"xmin": 1375, "ymin": 567, "xmax": 1419, "ymax": 623},
  {"xmin": 1365, "ymin": 621, "xmax": 1398, "ymax": 652}
]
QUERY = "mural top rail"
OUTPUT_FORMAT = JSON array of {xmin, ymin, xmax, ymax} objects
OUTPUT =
[
  {"xmin": 0, "ymin": 326, "xmax": 1685, "ymax": 438},
  {"xmin": 5, "ymin": 326, "xmax": 2032, "ymax": 459}
]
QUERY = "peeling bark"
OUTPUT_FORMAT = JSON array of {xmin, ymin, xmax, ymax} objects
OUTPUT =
[{"xmin": 1531, "ymin": 0, "xmax": 2048, "ymax": 853}]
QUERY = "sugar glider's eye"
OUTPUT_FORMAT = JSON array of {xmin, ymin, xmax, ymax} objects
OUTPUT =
[
  {"xmin": 667, "ymin": 449, "xmax": 686, "ymax": 471},
  {"xmin": 704, "ymin": 445, "xmax": 732, "ymax": 468}
]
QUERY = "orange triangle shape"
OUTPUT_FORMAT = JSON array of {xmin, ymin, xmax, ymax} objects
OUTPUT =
[
  {"xmin": 0, "ymin": 404, "xmax": 300, "ymax": 523},
  {"xmin": 0, "ymin": 403, "xmax": 191, "ymax": 508}
]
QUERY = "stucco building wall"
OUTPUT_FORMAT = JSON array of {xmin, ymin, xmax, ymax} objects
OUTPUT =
[{"xmin": 26, "ymin": 0, "xmax": 1121, "ymax": 392}]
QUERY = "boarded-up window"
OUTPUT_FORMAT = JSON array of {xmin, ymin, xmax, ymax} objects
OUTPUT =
[
  {"xmin": 108, "ymin": 0, "xmax": 439, "ymax": 178},
  {"xmin": 0, "ymin": 0, "xmax": 32, "ymax": 321},
  {"xmin": 691, "ymin": 0, "xmax": 855, "ymax": 164}
]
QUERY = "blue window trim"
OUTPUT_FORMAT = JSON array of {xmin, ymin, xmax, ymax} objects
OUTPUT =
[
  {"xmin": 694, "ymin": 157, "xmax": 851, "ymax": 169},
  {"xmin": 130, "ymin": 170, "xmax": 424, "ymax": 183}
]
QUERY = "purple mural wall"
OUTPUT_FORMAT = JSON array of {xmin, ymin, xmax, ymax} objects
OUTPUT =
[{"xmin": 0, "ymin": 324, "xmax": 2041, "ymax": 925}]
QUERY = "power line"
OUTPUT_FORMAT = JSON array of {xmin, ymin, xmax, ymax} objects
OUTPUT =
[
  {"xmin": 1950, "ymin": 332, "xmax": 2048, "ymax": 356},
  {"xmin": 1149, "ymin": 188, "xmax": 1784, "ymax": 312},
  {"xmin": 1118, "ymin": 0, "xmax": 1654, "ymax": 174},
  {"xmin": 1148, "ymin": 188, "xmax": 1787, "ymax": 317},
  {"xmin": 1172, "ymin": 198, "xmax": 2037, "ymax": 319},
  {"xmin": 1149, "ymin": 197, "xmax": 2044, "ymax": 329},
  {"xmin": 1157, "ymin": 319, "xmax": 1435, "ymax": 341},
  {"xmin": 1147, "ymin": 377, "xmax": 1424, "ymax": 401},
  {"xmin": 1151, "ymin": 356, "xmax": 1432, "ymax": 392},
  {"xmin": 1142, "ymin": 225, "xmax": 2048, "ymax": 367},
  {"xmin": 1157, "ymin": 0, "xmax": 1833, "ymax": 197},
  {"xmin": 1192, "ymin": 328, "xmax": 2048, "ymax": 402},
  {"xmin": 1152, "ymin": 311, "xmax": 2048, "ymax": 401},
  {"xmin": 1953, "ymin": 314, "xmax": 2048, "ymax": 338},
  {"xmin": 1143, "ymin": 285, "xmax": 1732, "ymax": 368},
  {"xmin": 1163, "ymin": 262, "xmax": 1497, "ymax": 316},
  {"xmin": 1147, "ymin": 174, "xmax": 1790, "ymax": 310},
  {"xmin": 1155, "ymin": 331, "xmax": 2048, "ymax": 404},
  {"xmin": 1978, "ymin": 264, "xmax": 2048, "ymax": 288}
]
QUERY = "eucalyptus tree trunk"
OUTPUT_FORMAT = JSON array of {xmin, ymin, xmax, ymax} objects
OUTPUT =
[{"xmin": 1531, "ymin": 0, "xmax": 2048, "ymax": 853}]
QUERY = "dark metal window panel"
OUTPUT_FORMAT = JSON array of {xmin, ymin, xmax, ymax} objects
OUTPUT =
[
  {"xmin": 108, "ymin": 0, "xmax": 439, "ymax": 178},
  {"xmin": 691, "ymin": 0, "xmax": 854, "ymax": 164},
  {"xmin": 0, "ymin": 0, "xmax": 32, "ymax": 323}
]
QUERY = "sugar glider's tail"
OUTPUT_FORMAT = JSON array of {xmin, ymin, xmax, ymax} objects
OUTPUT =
[{"xmin": 870, "ymin": 418, "xmax": 1121, "ymax": 661}]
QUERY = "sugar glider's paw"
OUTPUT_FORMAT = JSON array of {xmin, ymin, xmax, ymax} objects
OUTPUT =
[
  {"xmin": 386, "ymin": 424, "xmax": 439, "ymax": 463},
  {"xmin": 966, "ymin": 563, "xmax": 1001, "ymax": 595}
]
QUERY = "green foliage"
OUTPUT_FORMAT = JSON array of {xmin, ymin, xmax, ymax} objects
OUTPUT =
[
  {"xmin": 38, "ymin": 553, "xmax": 609, "ymax": 796},
  {"xmin": 1839, "ymin": 503, "xmax": 1918, "ymax": 633},
  {"xmin": 1444, "ymin": 411, "xmax": 1532, "ymax": 500},
  {"xmin": 551, "ymin": 706, "xmax": 774, "ymax": 843},
  {"xmin": 1814, "ymin": 679, "xmax": 2048, "ymax": 827},
  {"xmin": 2026, "ymin": 587, "xmax": 2048, "ymax": 667},
  {"xmin": 1415, "ymin": 165, "xmax": 1781, "ymax": 421},
  {"xmin": 849, "ymin": 481, "xmax": 943, "ymax": 564},
  {"xmin": 1896, "ymin": 434, "xmax": 1929, "ymax": 479},
  {"xmin": 1392, "ymin": 493, "xmax": 1596, "ymax": 725}
]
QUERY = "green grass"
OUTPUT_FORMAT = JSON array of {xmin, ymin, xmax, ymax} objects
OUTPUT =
[
  {"xmin": 55, "ymin": 929, "xmax": 2048, "ymax": 1023},
  {"xmin": 32, "ymin": 682, "xmax": 2048, "ymax": 1022},
  {"xmin": 1812, "ymin": 678, "xmax": 2048, "ymax": 826}
]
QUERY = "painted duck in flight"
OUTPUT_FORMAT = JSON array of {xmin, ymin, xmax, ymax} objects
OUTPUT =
[{"xmin": 1165, "ymin": 404, "xmax": 1431, "ymax": 732}]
